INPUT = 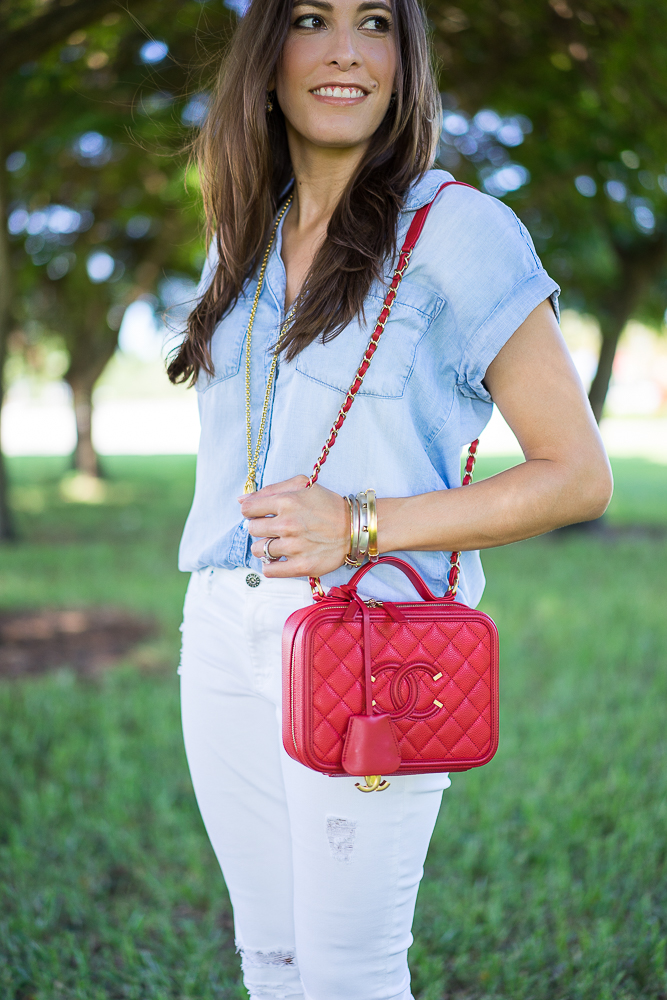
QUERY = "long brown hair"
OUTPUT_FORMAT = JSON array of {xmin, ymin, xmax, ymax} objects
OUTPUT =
[{"xmin": 168, "ymin": 0, "xmax": 440, "ymax": 385}]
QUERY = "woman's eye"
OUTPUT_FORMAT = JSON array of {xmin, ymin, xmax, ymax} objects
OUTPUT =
[
  {"xmin": 293, "ymin": 14, "xmax": 327, "ymax": 29},
  {"xmin": 359, "ymin": 15, "xmax": 391, "ymax": 32}
]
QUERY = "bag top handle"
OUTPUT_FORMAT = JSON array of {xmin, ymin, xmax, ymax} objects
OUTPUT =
[{"xmin": 343, "ymin": 555, "xmax": 451, "ymax": 603}]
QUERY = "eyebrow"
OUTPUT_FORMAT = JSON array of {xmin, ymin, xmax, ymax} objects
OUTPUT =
[{"xmin": 292, "ymin": 1, "xmax": 393, "ymax": 12}]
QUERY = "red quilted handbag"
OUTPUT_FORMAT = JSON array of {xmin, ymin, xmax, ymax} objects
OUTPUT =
[
  {"xmin": 282, "ymin": 182, "xmax": 500, "ymax": 791},
  {"xmin": 282, "ymin": 556, "xmax": 499, "ymax": 789}
]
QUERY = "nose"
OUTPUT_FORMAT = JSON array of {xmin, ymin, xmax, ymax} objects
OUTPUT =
[{"xmin": 324, "ymin": 28, "xmax": 361, "ymax": 73}]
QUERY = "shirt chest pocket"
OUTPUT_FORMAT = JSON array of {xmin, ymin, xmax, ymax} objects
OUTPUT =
[
  {"xmin": 294, "ymin": 279, "xmax": 444, "ymax": 399},
  {"xmin": 197, "ymin": 293, "xmax": 256, "ymax": 392}
]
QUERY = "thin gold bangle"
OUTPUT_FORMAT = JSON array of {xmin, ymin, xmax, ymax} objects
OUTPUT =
[
  {"xmin": 357, "ymin": 490, "xmax": 370, "ymax": 558},
  {"xmin": 366, "ymin": 489, "xmax": 378, "ymax": 562},
  {"xmin": 344, "ymin": 495, "xmax": 362, "ymax": 568},
  {"xmin": 343, "ymin": 495, "xmax": 354, "ymax": 562}
]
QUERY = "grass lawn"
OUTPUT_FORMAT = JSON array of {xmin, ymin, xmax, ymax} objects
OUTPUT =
[{"xmin": 1, "ymin": 454, "xmax": 666, "ymax": 999}]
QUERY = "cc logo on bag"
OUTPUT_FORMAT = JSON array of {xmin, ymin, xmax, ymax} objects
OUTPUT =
[{"xmin": 372, "ymin": 662, "xmax": 444, "ymax": 721}]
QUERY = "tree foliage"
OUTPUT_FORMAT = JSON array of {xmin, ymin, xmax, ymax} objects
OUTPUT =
[
  {"xmin": 2, "ymin": 1, "xmax": 233, "ymax": 487},
  {"xmin": 428, "ymin": 0, "xmax": 667, "ymax": 419},
  {"xmin": 2, "ymin": 0, "xmax": 666, "ymax": 540}
]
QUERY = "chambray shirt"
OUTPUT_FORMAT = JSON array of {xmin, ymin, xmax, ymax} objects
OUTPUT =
[{"xmin": 178, "ymin": 169, "xmax": 560, "ymax": 605}]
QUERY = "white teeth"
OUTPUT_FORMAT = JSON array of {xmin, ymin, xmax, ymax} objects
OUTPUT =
[{"xmin": 313, "ymin": 86, "xmax": 365, "ymax": 98}]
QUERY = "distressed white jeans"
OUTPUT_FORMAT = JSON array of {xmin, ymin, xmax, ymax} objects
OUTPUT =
[{"xmin": 179, "ymin": 566, "xmax": 451, "ymax": 1000}]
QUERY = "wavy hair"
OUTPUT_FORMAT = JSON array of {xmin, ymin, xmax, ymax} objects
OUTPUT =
[{"xmin": 168, "ymin": 0, "xmax": 440, "ymax": 384}]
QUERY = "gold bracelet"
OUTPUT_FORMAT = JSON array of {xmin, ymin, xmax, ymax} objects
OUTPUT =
[
  {"xmin": 356, "ymin": 490, "xmax": 378, "ymax": 562},
  {"xmin": 344, "ymin": 494, "xmax": 362, "ymax": 568},
  {"xmin": 356, "ymin": 490, "xmax": 370, "ymax": 559},
  {"xmin": 343, "ymin": 495, "xmax": 354, "ymax": 557},
  {"xmin": 365, "ymin": 489, "xmax": 378, "ymax": 562}
]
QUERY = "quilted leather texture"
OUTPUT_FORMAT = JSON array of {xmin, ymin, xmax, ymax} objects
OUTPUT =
[{"xmin": 283, "ymin": 601, "xmax": 499, "ymax": 775}]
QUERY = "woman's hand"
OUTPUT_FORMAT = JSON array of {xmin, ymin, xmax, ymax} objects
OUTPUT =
[{"xmin": 238, "ymin": 476, "xmax": 349, "ymax": 577}]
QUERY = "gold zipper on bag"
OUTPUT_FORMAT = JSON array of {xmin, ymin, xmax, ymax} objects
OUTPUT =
[{"xmin": 291, "ymin": 645, "xmax": 299, "ymax": 753}]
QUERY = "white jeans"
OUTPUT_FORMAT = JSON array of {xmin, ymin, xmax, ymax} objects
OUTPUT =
[{"xmin": 179, "ymin": 566, "xmax": 451, "ymax": 1000}]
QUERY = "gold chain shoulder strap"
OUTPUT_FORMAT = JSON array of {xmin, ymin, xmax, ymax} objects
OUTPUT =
[{"xmin": 243, "ymin": 195, "xmax": 294, "ymax": 494}]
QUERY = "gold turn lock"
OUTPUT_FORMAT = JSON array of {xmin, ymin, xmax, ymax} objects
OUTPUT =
[{"xmin": 355, "ymin": 775, "xmax": 390, "ymax": 793}]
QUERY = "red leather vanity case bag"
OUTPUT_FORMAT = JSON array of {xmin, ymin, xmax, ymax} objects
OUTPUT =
[
  {"xmin": 283, "ymin": 556, "xmax": 499, "ymax": 781},
  {"xmin": 281, "ymin": 183, "xmax": 499, "ymax": 784}
]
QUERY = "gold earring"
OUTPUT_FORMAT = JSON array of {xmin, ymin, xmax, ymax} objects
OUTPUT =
[{"xmin": 266, "ymin": 91, "xmax": 274, "ymax": 113}]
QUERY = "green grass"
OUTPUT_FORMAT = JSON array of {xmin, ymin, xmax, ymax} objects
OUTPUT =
[{"xmin": 1, "ymin": 455, "xmax": 666, "ymax": 999}]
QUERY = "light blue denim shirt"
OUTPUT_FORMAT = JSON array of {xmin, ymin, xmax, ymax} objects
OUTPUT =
[{"xmin": 178, "ymin": 169, "xmax": 560, "ymax": 605}]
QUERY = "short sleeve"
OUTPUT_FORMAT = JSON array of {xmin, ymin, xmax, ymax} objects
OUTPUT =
[{"xmin": 421, "ymin": 185, "xmax": 560, "ymax": 403}]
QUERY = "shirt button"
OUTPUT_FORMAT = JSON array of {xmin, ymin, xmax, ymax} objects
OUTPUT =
[{"xmin": 245, "ymin": 572, "xmax": 261, "ymax": 588}]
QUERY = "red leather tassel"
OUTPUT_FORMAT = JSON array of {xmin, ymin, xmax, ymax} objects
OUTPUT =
[{"xmin": 341, "ymin": 713, "xmax": 401, "ymax": 776}]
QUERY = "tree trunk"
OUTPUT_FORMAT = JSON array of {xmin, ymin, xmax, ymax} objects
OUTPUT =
[
  {"xmin": 66, "ymin": 378, "xmax": 101, "ymax": 478},
  {"xmin": 0, "ymin": 130, "xmax": 16, "ymax": 541},
  {"xmin": 588, "ymin": 317, "xmax": 626, "ymax": 424},
  {"xmin": 588, "ymin": 236, "xmax": 667, "ymax": 424},
  {"xmin": 62, "ymin": 296, "xmax": 119, "ymax": 479}
]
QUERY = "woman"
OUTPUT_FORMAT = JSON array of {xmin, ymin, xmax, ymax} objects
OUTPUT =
[{"xmin": 171, "ymin": 0, "xmax": 612, "ymax": 996}]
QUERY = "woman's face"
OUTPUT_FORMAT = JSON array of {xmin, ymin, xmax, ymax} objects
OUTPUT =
[{"xmin": 275, "ymin": 0, "xmax": 397, "ymax": 152}]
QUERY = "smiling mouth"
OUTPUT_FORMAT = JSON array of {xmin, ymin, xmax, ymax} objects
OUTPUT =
[{"xmin": 310, "ymin": 86, "xmax": 368, "ymax": 99}]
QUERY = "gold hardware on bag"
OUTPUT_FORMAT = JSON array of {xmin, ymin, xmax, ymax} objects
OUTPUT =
[{"xmin": 355, "ymin": 775, "xmax": 390, "ymax": 793}]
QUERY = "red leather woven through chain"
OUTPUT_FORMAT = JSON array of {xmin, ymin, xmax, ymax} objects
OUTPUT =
[
  {"xmin": 283, "ymin": 182, "xmax": 500, "ymax": 781},
  {"xmin": 305, "ymin": 246, "xmax": 413, "ymax": 492},
  {"xmin": 305, "ymin": 180, "xmax": 479, "ymax": 600}
]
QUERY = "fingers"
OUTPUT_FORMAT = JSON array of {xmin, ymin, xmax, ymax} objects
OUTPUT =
[
  {"xmin": 243, "ymin": 482, "xmax": 349, "ymax": 579},
  {"xmin": 237, "ymin": 475, "xmax": 309, "ymax": 512},
  {"xmin": 261, "ymin": 559, "xmax": 307, "ymax": 579},
  {"xmin": 241, "ymin": 479, "xmax": 313, "ymax": 524},
  {"xmin": 250, "ymin": 536, "xmax": 288, "ymax": 561},
  {"xmin": 249, "ymin": 535, "xmax": 308, "ymax": 575},
  {"xmin": 245, "ymin": 499, "xmax": 301, "ymax": 538}
]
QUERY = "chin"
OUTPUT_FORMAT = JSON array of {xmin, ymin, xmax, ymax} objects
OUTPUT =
[{"xmin": 301, "ymin": 122, "xmax": 378, "ymax": 149}]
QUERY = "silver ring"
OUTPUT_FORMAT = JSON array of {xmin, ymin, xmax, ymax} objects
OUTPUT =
[{"xmin": 261, "ymin": 537, "xmax": 281, "ymax": 563}]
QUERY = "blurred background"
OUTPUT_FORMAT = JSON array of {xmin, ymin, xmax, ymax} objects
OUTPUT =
[{"xmin": 0, "ymin": 1, "xmax": 665, "ymax": 998}]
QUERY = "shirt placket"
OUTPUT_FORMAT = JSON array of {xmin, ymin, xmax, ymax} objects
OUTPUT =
[{"xmin": 242, "ymin": 225, "xmax": 288, "ymax": 565}]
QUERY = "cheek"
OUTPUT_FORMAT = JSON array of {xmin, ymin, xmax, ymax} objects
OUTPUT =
[
  {"xmin": 364, "ymin": 40, "xmax": 397, "ymax": 90},
  {"xmin": 276, "ymin": 37, "xmax": 318, "ymax": 101}
]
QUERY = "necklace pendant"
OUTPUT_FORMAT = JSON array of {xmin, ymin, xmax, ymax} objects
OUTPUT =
[{"xmin": 243, "ymin": 478, "xmax": 257, "ymax": 494}]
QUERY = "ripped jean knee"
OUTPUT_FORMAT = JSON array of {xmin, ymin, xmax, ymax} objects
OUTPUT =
[{"xmin": 238, "ymin": 945, "xmax": 304, "ymax": 1000}]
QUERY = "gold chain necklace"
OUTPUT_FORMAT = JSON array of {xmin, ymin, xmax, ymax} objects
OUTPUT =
[{"xmin": 243, "ymin": 194, "xmax": 295, "ymax": 494}]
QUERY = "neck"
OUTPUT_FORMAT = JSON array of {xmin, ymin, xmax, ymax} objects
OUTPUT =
[{"xmin": 285, "ymin": 123, "xmax": 369, "ymax": 233}]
